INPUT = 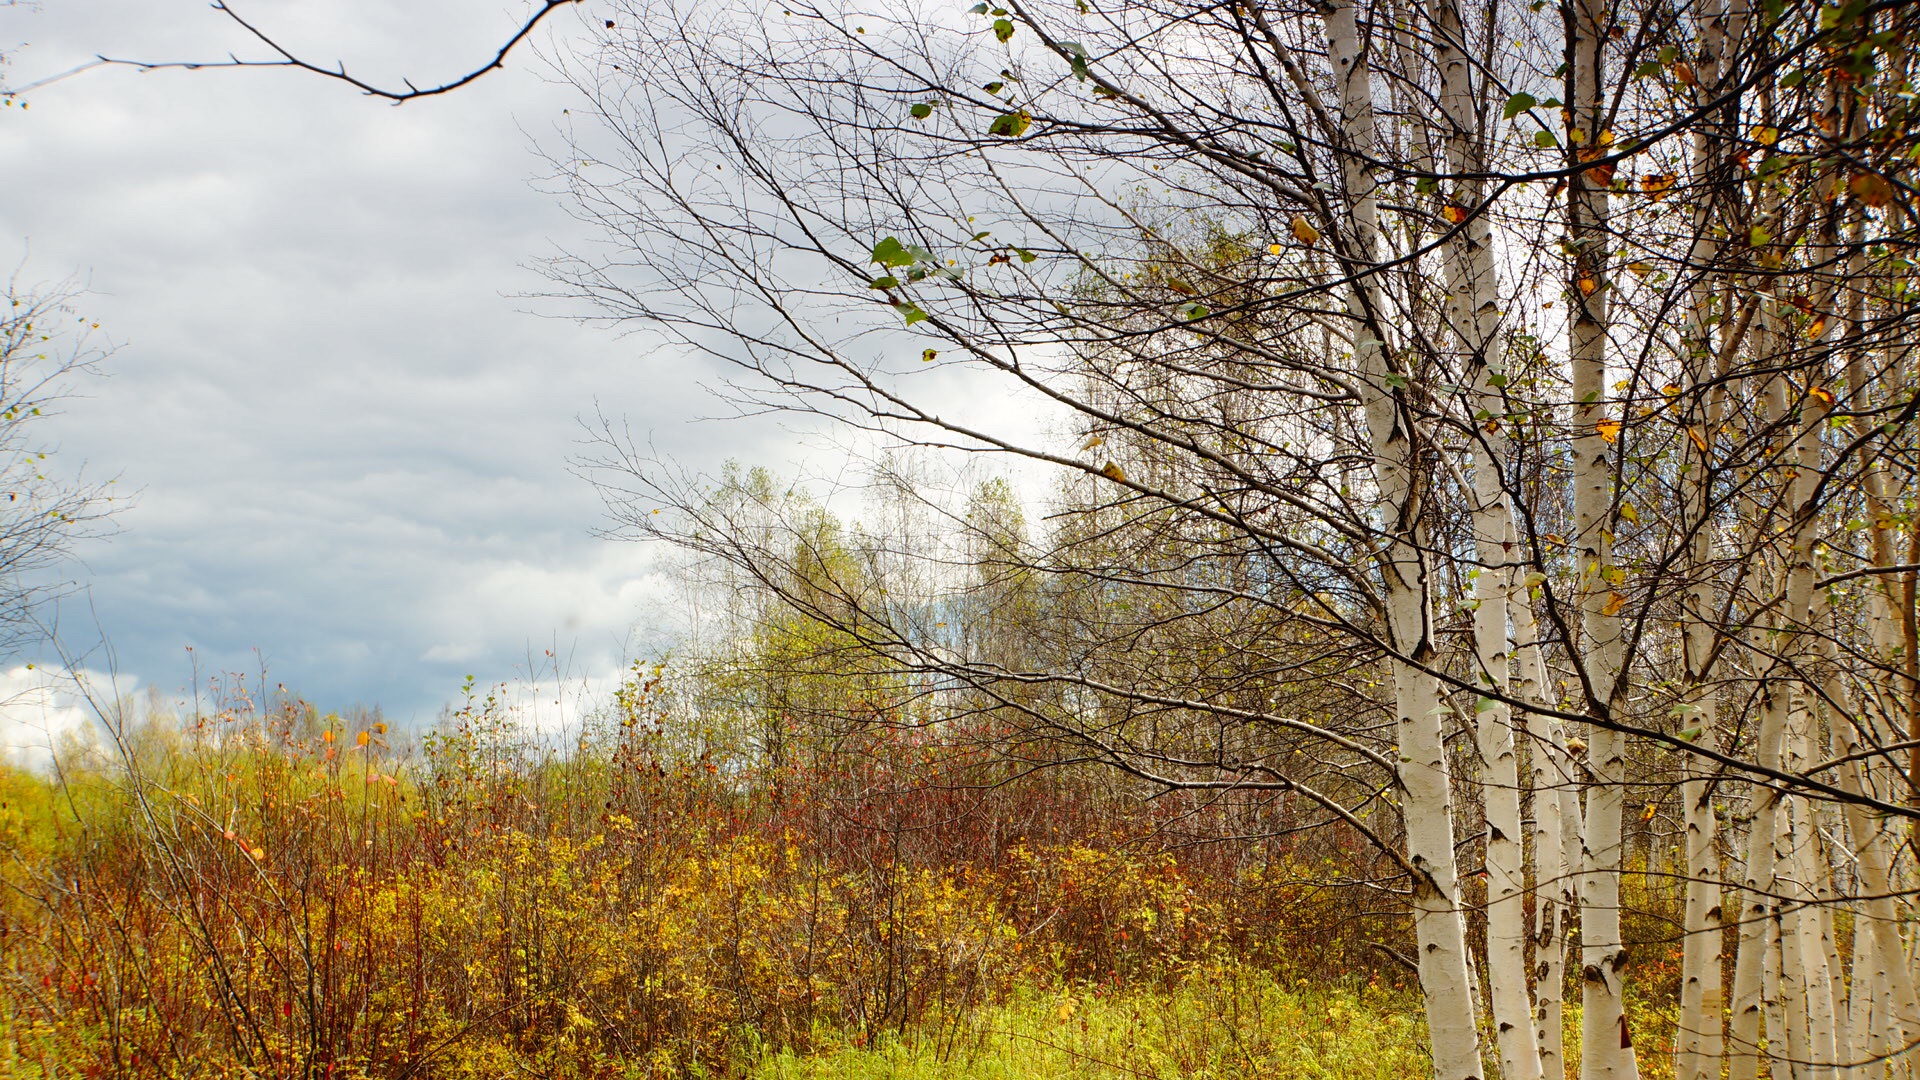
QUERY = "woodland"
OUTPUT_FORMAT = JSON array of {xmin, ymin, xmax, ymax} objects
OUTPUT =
[{"xmin": 4, "ymin": 0, "xmax": 1920, "ymax": 1077}]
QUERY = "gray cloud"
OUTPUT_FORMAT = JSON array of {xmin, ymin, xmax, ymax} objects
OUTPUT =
[{"xmin": 0, "ymin": 0, "xmax": 806, "ymax": 722}]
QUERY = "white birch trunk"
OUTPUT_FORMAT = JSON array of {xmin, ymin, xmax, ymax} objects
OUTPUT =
[
  {"xmin": 1320, "ymin": 5, "xmax": 1484, "ymax": 1076},
  {"xmin": 1428, "ymin": 0, "xmax": 1542, "ymax": 1072},
  {"xmin": 1673, "ymin": 2, "xmax": 1736, "ymax": 1075},
  {"xmin": 1517, "ymin": 594, "xmax": 1576, "ymax": 1079},
  {"xmin": 1568, "ymin": 0, "xmax": 1637, "ymax": 1073}
]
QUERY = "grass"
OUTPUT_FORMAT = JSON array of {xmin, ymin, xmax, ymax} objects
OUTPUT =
[{"xmin": 752, "ymin": 965, "xmax": 1428, "ymax": 1080}]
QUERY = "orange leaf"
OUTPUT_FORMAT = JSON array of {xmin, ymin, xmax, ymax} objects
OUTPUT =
[
  {"xmin": 321, "ymin": 730, "xmax": 335, "ymax": 743},
  {"xmin": 1596, "ymin": 419, "xmax": 1622, "ymax": 443},
  {"xmin": 356, "ymin": 730, "xmax": 371, "ymax": 747},
  {"xmin": 1441, "ymin": 205, "xmax": 1469, "ymax": 224},
  {"xmin": 1808, "ymin": 385, "xmax": 1835, "ymax": 406},
  {"xmin": 1602, "ymin": 591, "xmax": 1628, "ymax": 617}
]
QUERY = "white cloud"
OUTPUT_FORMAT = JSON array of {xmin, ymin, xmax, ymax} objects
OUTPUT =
[{"xmin": 0, "ymin": 663, "xmax": 127, "ymax": 771}]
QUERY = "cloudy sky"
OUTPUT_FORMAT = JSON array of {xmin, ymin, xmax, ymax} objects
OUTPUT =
[{"xmin": 0, "ymin": 0, "xmax": 821, "ymax": 740}]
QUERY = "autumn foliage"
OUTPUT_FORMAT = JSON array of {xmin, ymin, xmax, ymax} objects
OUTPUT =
[{"xmin": 0, "ymin": 668, "xmax": 1411, "ymax": 1079}]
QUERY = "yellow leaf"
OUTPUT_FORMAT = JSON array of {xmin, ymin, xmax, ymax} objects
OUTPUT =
[
  {"xmin": 249, "ymin": 846, "xmax": 266, "ymax": 861},
  {"xmin": 1269, "ymin": 243, "xmax": 1284, "ymax": 255},
  {"xmin": 1805, "ymin": 315, "xmax": 1827, "ymax": 339},
  {"xmin": 1850, "ymin": 172, "xmax": 1894, "ymax": 208},
  {"xmin": 1639, "ymin": 173, "xmax": 1675, "ymax": 200},
  {"xmin": 1602, "ymin": 591, "xmax": 1628, "ymax": 617},
  {"xmin": 356, "ymin": 730, "xmax": 371, "ymax": 747},
  {"xmin": 1290, "ymin": 215, "xmax": 1321, "ymax": 246},
  {"xmin": 1641, "ymin": 802, "xmax": 1659, "ymax": 822},
  {"xmin": 1808, "ymin": 385, "xmax": 1834, "ymax": 406},
  {"xmin": 1618, "ymin": 502, "xmax": 1639, "ymax": 524},
  {"xmin": 1750, "ymin": 125, "xmax": 1779, "ymax": 146},
  {"xmin": 1686, "ymin": 427, "xmax": 1709, "ymax": 454},
  {"xmin": 1577, "ymin": 276, "xmax": 1599, "ymax": 296},
  {"xmin": 1627, "ymin": 261, "xmax": 1654, "ymax": 278},
  {"xmin": 1596, "ymin": 419, "xmax": 1622, "ymax": 443},
  {"xmin": 1100, "ymin": 461, "xmax": 1127, "ymax": 483},
  {"xmin": 1441, "ymin": 205, "xmax": 1469, "ymax": 224},
  {"xmin": 1057, "ymin": 999, "xmax": 1077, "ymax": 1021},
  {"xmin": 1662, "ymin": 383, "xmax": 1682, "ymax": 397}
]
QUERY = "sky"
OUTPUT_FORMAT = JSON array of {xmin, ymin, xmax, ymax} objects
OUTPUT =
[
  {"xmin": 0, "ymin": 0, "xmax": 1082, "ymax": 765},
  {"xmin": 0, "ymin": 0, "xmax": 813, "ymax": 750}
]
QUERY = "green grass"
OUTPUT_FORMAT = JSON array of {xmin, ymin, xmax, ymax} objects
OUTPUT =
[{"xmin": 752, "ymin": 966, "xmax": 1428, "ymax": 1080}]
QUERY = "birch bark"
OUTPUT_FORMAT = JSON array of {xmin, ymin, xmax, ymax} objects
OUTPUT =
[
  {"xmin": 1567, "ymin": 0, "xmax": 1637, "ymax": 1073},
  {"xmin": 1428, "ymin": 0, "xmax": 1541, "ymax": 1072},
  {"xmin": 1319, "ymin": 4, "xmax": 1482, "ymax": 1076}
]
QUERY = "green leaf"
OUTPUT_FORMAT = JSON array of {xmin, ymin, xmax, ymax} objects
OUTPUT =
[
  {"xmin": 983, "ymin": 81, "xmax": 1006, "ymax": 94},
  {"xmin": 1502, "ymin": 92, "xmax": 1537, "ymax": 119},
  {"xmin": 1178, "ymin": 302, "xmax": 1209, "ymax": 321},
  {"xmin": 871, "ymin": 237, "xmax": 915, "ymax": 267},
  {"xmin": 1677, "ymin": 726, "xmax": 1703, "ymax": 742},
  {"xmin": 968, "ymin": 2, "xmax": 988, "ymax": 11},
  {"xmin": 910, "ymin": 102, "xmax": 933, "ymax": 119},
  {"xmin": 1060, "ymin": 41, "xmax": 1090, "ymax": 81},
  {"xmin": 1014, "ymin": 247, "xmax": 1037, "ymax": 263},
  {"xmin": 1633, "ymin": 61, "xmax": 1662, "ymax": 77},
  {"xmin": 988, "ymin": 110, "xmax": 1031, "ymax": 137},
  {"xmin": 1414, "ymin": 176, "xmax": 1439, "ymax": 194},
  {"xmin": 896, "ymin": 303, "xmax": 929, "ymax": 326},
  {"xmin": 869, "ymin": 275, "xmax": 900, "ymax": 290},
  {"xmin": 1749, "ymin": 225, "xmax": 1772, "ymax": 247},
  {"xmin": 993, "ymin": 17, "xmax": 1014, "ymax": 42}
]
